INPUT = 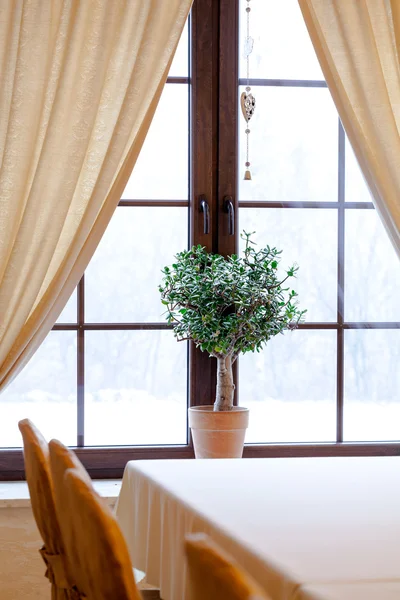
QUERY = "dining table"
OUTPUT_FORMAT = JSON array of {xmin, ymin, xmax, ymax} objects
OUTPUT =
[{"xmin": 115, "ymin": 456, "xmax": 400, "ymax": 600}]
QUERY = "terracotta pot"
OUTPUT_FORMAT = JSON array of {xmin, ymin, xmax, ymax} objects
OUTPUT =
[{"xmin": 188, "ymin": 406, "xmax": 249, "ymax": 459}]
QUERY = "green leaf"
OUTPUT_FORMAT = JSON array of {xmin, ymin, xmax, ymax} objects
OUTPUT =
[{"xmin": 159, "ymin": 232, "xmax": 306, "ymax": 360}]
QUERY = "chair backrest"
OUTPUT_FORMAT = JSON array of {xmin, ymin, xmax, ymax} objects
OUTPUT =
[
  {"xmin": 49, "ymin": 438, "xmax": 94, "ymax": 593},
  {"xmin": 62, "ymin": 467, "xmax": 141, "ymax": 600},
  {"xmin": 48, "ymin": 438, "xmax": 92, "ymax": 523},
  {"xmin": 18, "ymin": 419, "xmax": 61, "ymax": 549},
  {"xmin": 185, "ymin": 533, "xmax": 270, "ymax": 600},
  {"xmin": 18, "ymin": 419, "xmax": 74, "ymax": 591}
]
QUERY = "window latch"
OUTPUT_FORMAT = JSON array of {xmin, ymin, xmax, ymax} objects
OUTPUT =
[
  {"xmin": 199, "ymin": 195, "xmax": 210, "ymax": 235},
  {"xmin": 223, "ymin": 196, "xmax": 235, "ymax": 236}
]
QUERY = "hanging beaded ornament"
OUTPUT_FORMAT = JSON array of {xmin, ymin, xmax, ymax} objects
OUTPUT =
[{"xmin": 241, "ymin": 0, "xmax": 255, "ymax": 180}]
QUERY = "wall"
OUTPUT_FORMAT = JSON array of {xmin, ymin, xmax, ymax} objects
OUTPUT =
[{"xmin": 0, "ymin": 506, "xmax": 48, "ymax": 599}]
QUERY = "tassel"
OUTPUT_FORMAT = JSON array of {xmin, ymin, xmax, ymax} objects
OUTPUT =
[{"xmin": 244, "ymin": 169, "xmax": 252, "ymax": 180}]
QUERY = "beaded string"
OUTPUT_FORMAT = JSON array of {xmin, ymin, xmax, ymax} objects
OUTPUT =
[{"xmin": 241, "ymin": 0, "xmax": 255, "ymax": 181}]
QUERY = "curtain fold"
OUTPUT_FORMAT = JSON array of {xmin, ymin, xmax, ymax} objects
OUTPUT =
[
  {"xmin": 298, "ymin": 0, "xmax": 400, "ymax": 258},
  {"xmin": 0, "ymin": 0, "xmax": 192, "ymax": 390}
]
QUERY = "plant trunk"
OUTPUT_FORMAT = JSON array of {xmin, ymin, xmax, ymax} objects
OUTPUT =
[{"xmin": 214, "ymin": 354, "xmax": 235, "ymax": 411}]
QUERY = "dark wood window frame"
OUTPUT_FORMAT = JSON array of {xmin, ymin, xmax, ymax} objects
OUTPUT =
[{"xmin": 2, "ymin": 0, "xmax": 400, "ymax": 481}]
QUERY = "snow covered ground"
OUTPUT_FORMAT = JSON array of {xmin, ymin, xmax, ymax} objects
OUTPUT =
[{"xmin": 2, "ymin": 391, "xmax": 400, "ymax": 448}]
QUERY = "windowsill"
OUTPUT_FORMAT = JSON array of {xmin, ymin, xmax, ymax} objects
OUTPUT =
[{"xmin": 0, "ymin": 479, "xmax": 122, "ymax": 508}]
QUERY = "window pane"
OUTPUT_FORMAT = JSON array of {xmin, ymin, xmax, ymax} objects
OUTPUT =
[
  {"xmin": 238, "ymin": 87, "xmax": 338, "ymax": 202},
  {"xmin": 344, "ymin": 330, "xmax": 400, "ymax": 441},
  {"xmin": 239, "ymin": 0, "xmax": 323, "ymax": 80},
  {"xmin": 239, "ymin": 209, "xmax": 337, "ymax": 321},
  {"xmin": 345, "ymin": 137, "xmax": 373, "ymax": 203},
  {"xmin": 168, "ymin": 20, "xmax": 189, "ymax": 77},
  {"xmin": 84, "ymin": 330, "xmax": 187, "ymax": 445},
  {"xmin": 240, "ymin": 330, "xmax": 336, "ymax": 443},
  {"xmin": 121, "ymin": 84, "xmax": 189, "ymax": 200},
  {"xmin": 345, "ymin": 210, "xmax": 400, "ymax": 322},
  {"xmin": 85, "ymin": 207, "xmax": 187, "ymax": 323},
  {"xmin": 0, "ymin": 332, "xmax": 77, "ymax": 447},
  {"xmin": 57, "ymin": 288, "xmax": 77, "ymax": 323}
]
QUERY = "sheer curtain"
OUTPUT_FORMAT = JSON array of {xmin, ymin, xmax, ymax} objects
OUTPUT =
[
  {"xmin": 298, "ymin": 0, "xmax": 400, "ymax": 257},
  {"xmin": 0, "ymin": 0, "xmax": 192, "ymax": 390}
]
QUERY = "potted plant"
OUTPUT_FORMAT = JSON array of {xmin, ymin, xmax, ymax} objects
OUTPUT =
[{"xmin": 159, "ymin": 231, "xmax": 306, "ymax": 458}]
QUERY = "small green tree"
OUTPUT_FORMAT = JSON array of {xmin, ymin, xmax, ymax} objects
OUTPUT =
[{"xmin": 159, "ymin": 232, "xmax": 306, "ymax": 411}]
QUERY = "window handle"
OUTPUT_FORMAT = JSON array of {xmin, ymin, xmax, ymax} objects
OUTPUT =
[
  {"xmin": 199, "ymin": 195, "xmax": 210, "ymax": 235},
  {"xmin": 224, "ymin": 196, "xmax": 235, "ymax": 236}
]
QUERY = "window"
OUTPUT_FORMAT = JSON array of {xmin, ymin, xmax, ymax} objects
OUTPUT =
[
  {"xmin": 2, "ymin": 0, "xmax": 400, "ymax": 479},
  {"xmin": 1, "ymin": 20, "xmax": 192, "ymax": 475},
  {"xmin": 237, "ymin": 0, "xmax": 400, "ymax": 446}
]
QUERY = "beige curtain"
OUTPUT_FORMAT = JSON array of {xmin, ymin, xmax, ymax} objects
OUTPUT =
[
  {"xmin": 0, "ymin": 0, "xmax": 192, "ymax": 390},
  {"xmin": 298, "ymin": 0, "xmax": 400, "ymax": 258}
]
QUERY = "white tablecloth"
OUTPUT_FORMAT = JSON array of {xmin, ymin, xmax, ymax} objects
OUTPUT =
[
  {"xmin": 115, "ymin": 457, "xmax": 400, "ymax": 600},
  {"xmin": 296, "ymin": 582, "xmax": 400, "ymax": 600}
]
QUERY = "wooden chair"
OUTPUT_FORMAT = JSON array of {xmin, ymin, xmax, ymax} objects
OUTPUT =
[
  {"xmin": 18, "ymin": 419, "xmax": 78, "ymax": 599},
  {"xmin": 60, "ymin": 464, "xmax": 142, "ymax": 600},
  {"xmin": 49, "ymin": 439, "xmax": 159, "ymax": 600},
  {"xmin": 48, "ymin": 439, "xmax": 94, "ymax": 596},
  {"xmin": 184, "ymin": 533, "xmax": 271, "ymax": 600}
]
